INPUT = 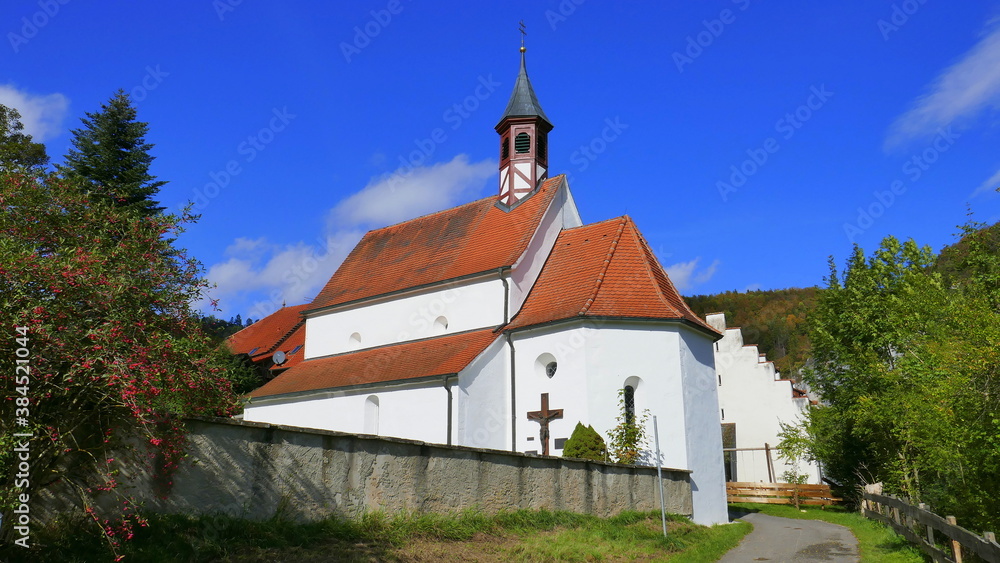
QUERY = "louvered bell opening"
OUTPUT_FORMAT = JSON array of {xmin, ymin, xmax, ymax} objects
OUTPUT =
[
  {"xmin": 502, "ymin": 138, "xmax": 510, "ymax": 160},
  {"xmin": 537, "ymin": 134, "xmax": 546, "ymax": 160},
  {"xmin": 515, "ymin": 132, "xmax": 530, "ymax": 154}
]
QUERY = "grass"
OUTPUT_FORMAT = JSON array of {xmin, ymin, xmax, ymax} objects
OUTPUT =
[
  {"xmin": 728, "ymin": 502, "xmax": 927, "ymax": 563},
  {"xmin": 8, "ymin": 508, "xmax": 751, "ymax": 562}
]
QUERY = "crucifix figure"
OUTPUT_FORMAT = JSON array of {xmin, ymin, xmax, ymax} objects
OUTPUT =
[{"xmin": 527, "ymin": 393, "xmax": 563, "ymax": 456}]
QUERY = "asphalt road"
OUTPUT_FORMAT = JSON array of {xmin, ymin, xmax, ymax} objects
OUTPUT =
[{"xmin": 718, "ymin": 511, "xmax": 860, "ymax": 562}]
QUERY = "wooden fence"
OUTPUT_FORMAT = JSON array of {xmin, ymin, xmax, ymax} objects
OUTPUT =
[
  {"xmin": 727, "ymin": 482, "xmax": 841, "ymax": 507},
  {"xmin": 862, "ymin": 492, "xmax": 1000, "ymax": 563}
]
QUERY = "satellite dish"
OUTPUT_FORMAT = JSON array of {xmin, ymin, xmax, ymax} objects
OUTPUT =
[{"xmin": 272, "ymin": 351, "xmax": 287, "ymax": 366}]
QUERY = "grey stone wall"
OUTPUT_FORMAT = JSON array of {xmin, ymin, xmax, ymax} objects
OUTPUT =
[{"xmin": 135, "ymin": 417, "xmax": 692, "ymax": 521}]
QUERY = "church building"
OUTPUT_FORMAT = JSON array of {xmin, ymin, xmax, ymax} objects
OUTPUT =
[{"xmin": 232, "ymin": 46, "xmax": 729, "ymax": 525}]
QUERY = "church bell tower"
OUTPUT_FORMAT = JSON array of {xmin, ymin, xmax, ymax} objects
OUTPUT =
[{"xmin": 496, "ymin": 41, "xmax": 553, "ymax": 207}]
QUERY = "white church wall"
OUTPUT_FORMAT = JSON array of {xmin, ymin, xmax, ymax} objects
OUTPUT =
[
  {"xmin": 678, "ymin": 329, "xmax": 730, "ymax": 526},
  {"xmin": 509, "ymin": 323, "xmax": 594, "ymax": 456},
  {"xmin": 304, "ymin": 276, "xmax": 506, "ymax": 359},
  {"xmin": 508, "ymin": 180, "xmax": 584, "ymax": 316},
  {"xmin": 243, "ymin": 380, "xmax": 451, "ymax": 444},
  {"xmin": 707, "ymin": 313, "xmax": 823, "ymax": 485},
  {"xmin": 456, "ymin": 335, "xmax": 510, "ymax": 451}
]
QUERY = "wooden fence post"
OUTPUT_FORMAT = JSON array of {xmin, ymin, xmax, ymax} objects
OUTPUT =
[
  {"xmin": 918, "ymin": 503, "xmax": 934, "ymax": 547},
  {"xmin": 946, "ymin": 516, "xmax": 963, "ymax": 563}
]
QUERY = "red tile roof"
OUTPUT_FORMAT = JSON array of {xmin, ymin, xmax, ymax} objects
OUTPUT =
[
  {"xmin": 309, "ymin": 176, "xmax": 564, "ymax": 310},
  {"xmin": 507, "ymin": 217, "xmax": 717, "ymax": 334},
  {"xmin": 249, "ymin": 329, "xmax": 499, "ymax": 398},
  {"xmin": 226, "ymin": 304, "xmax": 309, "ymax": 364}
]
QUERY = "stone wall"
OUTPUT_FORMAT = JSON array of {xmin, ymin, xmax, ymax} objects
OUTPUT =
[{"xmin": 133, "ymin": 417, "xmax": 692, "ymax": 521}]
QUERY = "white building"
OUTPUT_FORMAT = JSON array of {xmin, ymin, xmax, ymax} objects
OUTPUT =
[
  {"xmin": 707, "ymin": 313, "xmax": 823, "ymax": 485},
  {"xmin": 231, "ymin": 48, "xmax": 729, "ymax": 525}
]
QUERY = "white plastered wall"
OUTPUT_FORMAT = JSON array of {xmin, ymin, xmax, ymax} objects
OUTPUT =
[
  {"xmin": 304, "ymin": 277, "xmax": 506, "ymax": 359},
  {"xmin": 707, "ymin": 313, "xmax": 823, "ymax": 485},
  {"xmin": 509, "ymin": 320, "xmax": 728, "ymax": 525},
  {"xmin": 243, "ymin": 380, "xmax": 450, "ymax": 444},
  {"xmin": 456, "ymin": 335, "xmax": 509, "ymax": 451}
]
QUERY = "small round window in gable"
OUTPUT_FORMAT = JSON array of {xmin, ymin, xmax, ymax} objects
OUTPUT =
[{"xmin": 545, "ymin": 362, "xmax": 557, "ymax": 378}]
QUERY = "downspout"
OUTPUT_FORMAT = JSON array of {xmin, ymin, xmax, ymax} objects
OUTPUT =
[
  {"xmin": 444, "ymin": 374, "xmax": 453, "ymax": 446},
  {"xmin": 499, "ymin": 267, "xmax": 510, "ymax": 324},
  {"xmin": 507, "ymin": 331, "xmax": 516, "ymax": 452}
]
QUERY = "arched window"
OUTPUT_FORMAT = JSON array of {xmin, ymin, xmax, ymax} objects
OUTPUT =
[
  {"xmin": 349, "ymin": 332, "xmax": 362, "ymax": 349},
  {"xmin": 434, "ymin": 316, "xmax": 448, "ymax": 333},
  {"xmin": 364, "ymin": 395, "xmax": 379, "ymax": 435},
  {"xmin": 515, "ymin": 132, "xmax": 530, "ymax": 153},
  {"xmin": 624, "ymin": 385, "xmax": 636, "ymax": 425},
  {"xmin": 501, "ymin": 137, "xmax": 510, "ymax": 159}
]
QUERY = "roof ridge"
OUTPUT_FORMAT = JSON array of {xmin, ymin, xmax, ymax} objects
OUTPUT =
[
  {"xmin": 227, "ymin": 303, "xmax": 307, "ymax": 343},
  {"xmin": 625, "ymin": 219, "xmax": 675, "ymax": 314},
  {"xmin": 359, "ymin": 174, "xmax": 567, "ymax": 236},
  {"xmin": 262, "ymin": 318, "xmax": 306, "ymax": 356},
  {"xmin": 629, "ymin": 223, "xmax": 709, "ymax": 327},
  {"xmin": 578, "ymin": 217, "xmax": 628, "ymax": 315}
]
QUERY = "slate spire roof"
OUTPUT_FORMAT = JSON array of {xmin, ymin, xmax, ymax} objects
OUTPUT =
[{"xmin": 497, "ymin": 50, "xmax": 551, "ymax": 128}]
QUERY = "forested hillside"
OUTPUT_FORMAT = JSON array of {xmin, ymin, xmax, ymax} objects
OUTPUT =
[{"xmin": 685, "ymin": 288, "xmax": 819, "ymax": 378}]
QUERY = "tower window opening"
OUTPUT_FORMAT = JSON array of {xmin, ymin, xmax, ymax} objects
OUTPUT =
[
  {"xmin": 624, "ymin": 385, "xmax": 635, "ymax": 425},
  {"xmin": 537, "ymin": 134, "xmax": 546, "ymax": 159},
  {"xmin": 502, "ymin": 138, "xmax": 510, "ymax": 159},
  {"xmin": 515, "ymin": 132, "xmax": 530, "ymax": 153}
]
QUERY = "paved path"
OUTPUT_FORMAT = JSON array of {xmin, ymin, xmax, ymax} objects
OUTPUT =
[{"xmin": 719, "ymin": 512, "xmax": 859, "ymax": 562}]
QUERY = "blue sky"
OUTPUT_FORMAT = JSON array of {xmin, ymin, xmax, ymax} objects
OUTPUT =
[{"xmin": 5, "ymin": 1, "xmax": 1000, "ymax": 321}]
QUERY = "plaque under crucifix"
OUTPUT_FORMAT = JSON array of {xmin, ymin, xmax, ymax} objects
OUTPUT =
[{"xmin": 527, "ymin": 393, "xmax": 563, "ymax": 456}]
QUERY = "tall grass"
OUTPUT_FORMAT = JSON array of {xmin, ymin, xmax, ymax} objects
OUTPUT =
[{"xmin": 8, "ymin": 508, "xmax": 750, "ymax": 562}]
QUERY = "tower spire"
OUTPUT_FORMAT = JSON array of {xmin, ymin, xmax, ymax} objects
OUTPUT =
[{"xmin": 496, "ymin": 24, "xmax": 553, "ymax": 207}]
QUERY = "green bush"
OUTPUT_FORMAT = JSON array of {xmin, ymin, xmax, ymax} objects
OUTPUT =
[{"xmin": 562, "ymin": 422, "xmax": 607, "ymax": 462}]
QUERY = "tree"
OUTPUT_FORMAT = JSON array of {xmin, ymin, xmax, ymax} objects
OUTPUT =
[
  {"xmin": 61, "ymin": 90, "xmax": 165, "ymax": 216},
  {"xmin": 0, "ymin": 104, "xmax": 48, "ymax": 170},
  {"xmin": 606, "ymin": 389, "xmax": 650, "ymax": 465},
  {"xmin": 0, "ymin": 170, "xmax": 242, "ymax": 555},
  {"xmin": 801, "ymin": 234, "xmax": 1000, "ymax": 531},
  {"xmin": 562, "ymin": 422, "xmax": 607, "ymax": 462}
]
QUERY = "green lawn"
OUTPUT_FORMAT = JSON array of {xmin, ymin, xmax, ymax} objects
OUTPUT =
[
  {"xmin": 11, "ymin": 509, "xmax": 751, "ymax": 562},
  {"xmin": 728, "ymin": 503, "xmax": 926, "ymax": 563}
]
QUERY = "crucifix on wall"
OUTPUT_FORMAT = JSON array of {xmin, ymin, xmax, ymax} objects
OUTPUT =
[{"xmin": 527, "ymin": 393, "xmax": 563, "ymax": 456}]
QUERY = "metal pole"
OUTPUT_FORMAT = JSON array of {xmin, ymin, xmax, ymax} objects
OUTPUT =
[{"xmin": 653, "ymin": 415, "xmax": 668, "ymax": 537}]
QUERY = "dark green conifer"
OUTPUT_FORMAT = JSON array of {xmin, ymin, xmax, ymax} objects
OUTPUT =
[
  {"xmin": 62, "ymin": 89, "xmax": 165, "ymax": 216},
  {"xmin": 562, "ymin": 422, "xmax": 607, "ymax": 462}
]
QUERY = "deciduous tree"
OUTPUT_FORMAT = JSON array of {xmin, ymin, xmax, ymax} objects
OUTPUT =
[
  {"xmin": 0, "ymin": 105, "xmax": 48, "ymax": 170},
  {"xmin": 0, "ymin": 171, "xmax": 242, "ymax": 555}
]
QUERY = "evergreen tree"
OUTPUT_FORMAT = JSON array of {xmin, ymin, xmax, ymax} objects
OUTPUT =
[
  {"xmin": 61, "ymin": 89, "xmax": 165, "ymax": 216},
  {"xmin": 562, "ymin": 422, "xmax": 607, "ymax": 462},
  {"xmin": 0, "ymin": 104, "xmax": 48, "ymax": 170}
]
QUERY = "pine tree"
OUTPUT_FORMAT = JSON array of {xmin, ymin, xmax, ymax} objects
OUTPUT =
[
  {"xmin": 0, "ymin": 104, "xmax": 48, "ymax": 170},
  {"xmin": 563, "ymin": 422, "xmax": 607, "ymax": 462},
  {"xmin": 61, "ymin": 89, "xmax": 165, "ymax": 216}
]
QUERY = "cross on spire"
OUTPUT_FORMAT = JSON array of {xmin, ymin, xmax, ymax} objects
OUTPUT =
[
  {"xmin": 527, "ymin": 393, "xmax": 563, "ymax": 456},
  {"xmin": 519, "ymin": 20, "xmax": 526, "ymax": 51}
]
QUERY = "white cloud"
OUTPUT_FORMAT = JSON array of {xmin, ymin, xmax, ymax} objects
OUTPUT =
[
  {"xmin": 0, "ymin": 84, "xmax": 69, "ymax": 142},
  {"xmin": 330, "ymin": 154, "xmax": 495, "ymax": 227},
  {"xmin": 204, "ymin": 154, "xmax": 494, "ymax": 318},
  {"xmin": 971, "ymin": 168, "xmax": 1000, "ymax": 198},
  {"xmin": 665, "ymin": 258, "xmax": 720, "ymax": 292},
  {"xmin": 885, "ymin": 23, "xmax": 1000, "ymax": 149}
]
